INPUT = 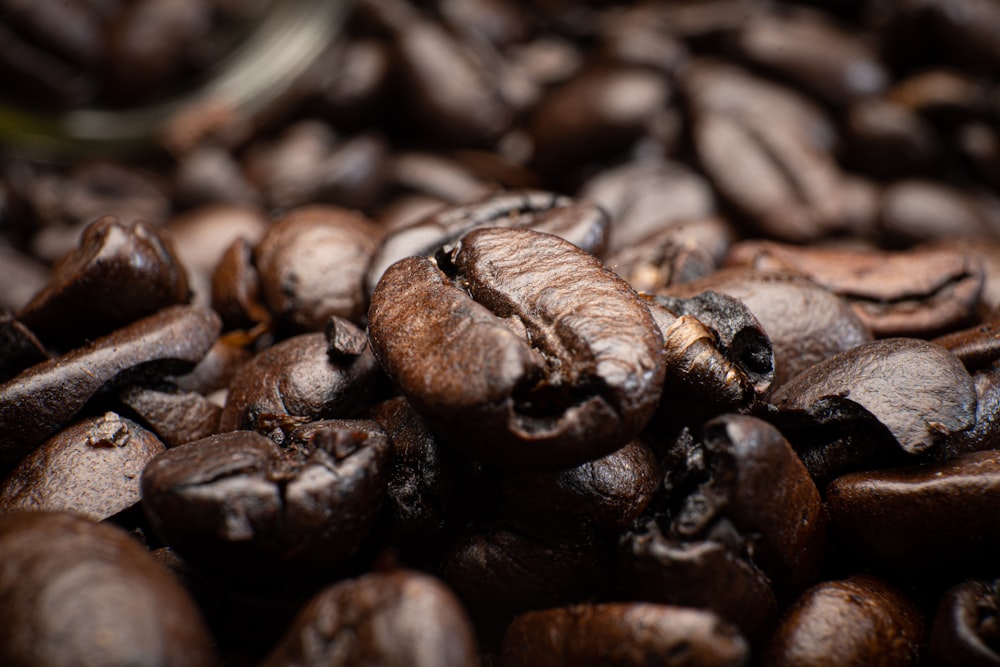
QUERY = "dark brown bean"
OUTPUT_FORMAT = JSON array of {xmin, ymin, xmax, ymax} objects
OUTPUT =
[
  {"xmin": 928, "ymin": 579, "xmax": 1000, "ymax": 666},
  {"xmin": 142, "ymin": 423, "xmax": 390, "ymax": 578},
  {"xmin": 18, "ymin": 215, "xmax": 191, "ymax": 350},
  {"xmin": 772, "ymin": 338, "xmax": 977, "ymax": 482},
  {"xmin": 218, "ymin": 318, "xmax": 381, "ymax": 440},
  {"xmin": 368, "ymin": 227, "xmax": 665, "ymax": 471},
  {"xmin": 0, "ymin": 511, "xmax": 216, "ymax": 667},
  {"xmin": 0, "ymin": 412, "xmax": 165, "ymax": 520},
  {"xmin": 727, "ymin": 240, "xmax": 984, "ymax": 337},
  {"xmin": 118, "ymin": 384, "xmax": 222, "ymax": 447},
  {"xmin": 0, "ymin": 304, "xmax": 220, "ymax": 470},
  {"xmin": 261, "ymin": 569, "xmax": 478, "ymax": 667},
  {"xmin": 0, "ymin": 310, "xmax": 47, "ymax": 383},
  {"xmin": 763, "ymin": 575, "xmax": 924, "ymax": 667},
  {"xmin": 827, "ymin": 450, "xmax": 1000, "ymax": 573},
  {"xmin": 500, "ymin": 602, "xmax": 748, "ymax": 667}
]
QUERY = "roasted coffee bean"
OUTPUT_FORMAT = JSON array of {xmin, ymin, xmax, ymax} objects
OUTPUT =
[
  {"xmin": 933, "ymin": 316, "xmax": 1000, "ymax": 371},
  {"xmin": 368, "ymin": 227, "xmax": 665, "ymax": 471},
  {"xmin": 172, "ymin": 334, "xmax": 253, "ymax": 396},
  {"xmin": 663, "ymin": 268, "xmax": 872, "ymax": 389},
  {"xmin": 211, "ymin": 236, "xmax": 270, "ymax": 332},
  {"xmin": 118, "ymin": 384, "xmax": 222, "ymax": 447},
  {"xmin": 218, "ymin": 317, "xmax": 381, "ymax": 439},
  {"xmin": 578, "ymin": 161, "xmax": 718, "ymax": 257},
  {"xmin": 526, "ymin": 65, "xmax": 669, "ymax": 178},
  {"xmin": 618, "ymin": 523, "xmax": 778, "ymax": 643},
  {"xmin": 244, "ymin": 122, "xmax": 389, "ymax": 210},
  {"xmin": 607, "ymin": 217, "xmax": 731, "ymax": 293},
  {"xmin": 0, "ymin": 412, "xmax": 164, "ymax": 520},
  {"xmin": 842, "ymin": 99, "xmax": 936, "ymax": 179},
  {"xmin": 0, "ymin": 310, "xmax": 47, "ymax": 383},
  {"xmin": 928, "ymin": 579, "xmax": 1000, "ymax": 666},
  {"xmin": 0, "ymin": 511, "xmax": 215, "ymax": 667},
  {"xmin": 763, "ymin": 575, "xmax": 924, "ymax": 667},
  {"xmin": 441, "ymin": 523, "xmax": 609, "ymax": 647},
  {"xmin": 0, "ymin": 304, "xmax": 220, "ymax": 470},
  {"xmin": 365, "ymin": 190, "xmax": 610, "ymax": 295},
  {"xmin": 164, "ymin": 203, "xmax": 269, "ymax": 306},
  {"xmin": 827, "ymin": 450, "xmax": 1000, "ymax": 574},
  {"xmin": 253, "ymin": 205, "xmax": 382, "ymax": 331},
  {"xmin": 261, "ymin": 569, "xmax": 478, "ymax": 667},
  {"xmin": 142, "ymin": 423, "xmax": 390, "ymax": 578},
  {"xmin": 18, "ymin": 215, "xmax": 191, "ymax": 350},
  {"xmin": 500, "ymin": 603, "xmax": 748, "ymax": 667},
  {"xmin": 172, "ymin": 147, "xmax": 262, "ymax": 207},
  {"xmin": 878, "ymin": 181, "xmax": 1000, "ymax": 246},
  {"xmin": 362, "ymin": 0, "xmax": 512, "ymax": 146},
  {"xmin": 733, "ymin": 11, "xmax": 887, "ymax": 107},
  {"xmin": 771, "ymin": 338, "xmax": 977, "ymax": 482},
  {"xmin": 367, "ymin": 396, "xmax": 474, "ymax": 549},
  {"xmin": 497, "ymin": 438, "xmax": 660, "ymax": 537},
  {"xmin": 727, "ymin": 240, "xmax": 985, "ymax": 337}
]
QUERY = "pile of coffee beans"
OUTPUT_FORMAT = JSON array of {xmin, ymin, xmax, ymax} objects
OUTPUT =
[{"xmin": 2, "ymin": 0, "xmax": 1000, "ymax": 665}]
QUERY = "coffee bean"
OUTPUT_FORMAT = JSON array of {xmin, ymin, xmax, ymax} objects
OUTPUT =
[
  {"xmin": 0, "ymin": 310, "xmax": 47, "ymax": 383},
  {"xmin": 827, "ymin": 450, "xmax": 1000, "ymax": 574},
  {"xmin": 663, "ymin": 268, "xmax": 872, "ymax": 389},
  {"xmin": 366, "ymin": 189, "xmax": 610, "ymax": 296},
  {"xmin": 0, "ymin": 412, "xmax": 165, "ymax": 520},
  {"xmin": 211, "ymin": 236, "xmax": 269, "ymax": 332},
  {"xmin": 0, "ymin": 304, "xmax": 220, "ymax": 470},
  {"xmin": 254, "ymin": 205, "xmax": 382, "ymax": 330},
  {"xmin": 368, "ymin": 227, "xmax": 665, "ymax": 471},
  {"xmin": 218, "ymin": 318, "xmax": 381, "ymax": 439},
  {"xmin": 261, "ymin": 569, "xmax": 479, "ymax": 667},
  {"xmin": 771, "ymin": 338, "xmax": 977, "ymax": 482},
  {"xmin": 18, "ymin": 215, "xmax": 191, "ymax": 351},
  {"xmin": 500, "ymin": 602, "xmax": 749, "ymax": 667},
  {"xmin": 0, "ymin": 511, "xmax": 216, "ymax": 667},
  {"xmin": 118, "ymin": 384, "xmax": 222, "ymax": 447},
  {"xmin": 142, "ymin": 423, "xmax": 389, "ymax": 579},
  {"xmin": 928, "ymin": 579, "xmax": 1000, "ymax": 666},
  {"xmin": 763, "ymin": 575, "xmax": 924, "ymax": 667},
  {"xmin": 727, "ymin": 240, "xmax": 985, "ymax": 337}
]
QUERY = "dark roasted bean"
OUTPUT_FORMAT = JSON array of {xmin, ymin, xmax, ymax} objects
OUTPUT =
[
  {"xmin": 218, "ymin": 317, "xmax": 381, "ymax": 439},
  {"xmin": 118, "ymin": 384, "xmax": 222, "ymax": 447},
  {"xmin": 928, "ymin": 579, "xmax": 1000, "ymax": 666},
  {"xmin": 0, "ymin": 305, "xmax": 220, "ymax": 470},
  {"xmin": 0, "ymin": 511, "xmax": 216, "ymax": 667},
  {"xmin": 771, "ymin": 338, "xmax": 977, "ymax": 483},
  {"xmin": 142, "ymin": 423, "xmax": 390, "ymax": 579},
  {"xmin": 763, "ymin": 575, "xmax": 924, "ymax": 667},
  {"xmin": 0, "ymin": 412, "xmax": 164, "ymax": 520},
  {"xmin": 500, "ymin": 603, "xmax": 748, "ymax": 667},
  {"xmin": 827, "ymin": 450, "xmax": 1000, "ymax": 574},
  {"xmin": 18, "ymin": 215, "xmax": 191, "ymax": 350},
  {"xmin": 254, "ymin": 205, "xmax": 382, "ymax": 330},
  {"xmin": 368, "ymin": 227, "xmax": 665, "ymax": 471},
  {"xmin": 727, "ymin": 240, "xmax": 984, "ymax": 337},
  {"xmin": 261, "ymin": 569, "xmax": 478, "ymax": 667},
  {"xmin": 0, "ymin": 310, "xmax": 47, "ymax": 383}
]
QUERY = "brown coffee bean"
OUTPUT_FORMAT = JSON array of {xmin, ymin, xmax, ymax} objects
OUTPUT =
[
  {"xmin": 0, "ymin": 310, "xmax": 47, "ymax": 383},
  {"xmin": 218, "ymin": 318, "xmax": 381, "ymax": 440},
  {"xmin": 763, "ymin": 575, "xmax": 924, "ymax": 667},
  {"xmin": 928, "ymin": 579, "xmax": 1000, "ymax": 666},
  {"xmin": 578, "ymin": 161, "xmax": 718, "ymax": 257},
  {"xmin": 827, "ymin": 450, "xmax": 1000, "ymax": 573},
  {"xmin": 0, "ymin": 511, "xmax": 215, "ymax": 667},
  {"xmin": 663, "ymin": 268, "xmax": 873, "ymax": 389},
  {"xmin": 0, "ymin": 412, "xmax": 164, "ymax": 520},
  {"xmin": 118, "ymin": 384, "xmax": 222, "ymax": 448},
  {"xmin": 261, "ymin": 569, "xmax": 478, "ymax": 667},
  {"xmin": 366, "ymin": 189, "xmax": 610, "ymax": 295},
  {"xmin": 142, "ymin": 423, "xmax": 389, "ymax": 578},
  {"xmin": 929, "ymin": 365, "xmax": 1000, "ymax": 463},
  {"xmin": 842, "ymin": 99, "xmax": 937, "ymax": 179},
  {"xmin": 0, "ymin": 304, "xmax": 220, "ymax": 470},
  {"xmin": 211, "ymin": 236, "xmax": 270, "ymax": 332},
  {"xmin": 368, "ymin": 227, "xmax": 665, "ymax": 471},
  {"xmin": 878, "ymin": 181, "xmax": 1000, "ymax": 246},
  {"xmin": 255, "ymin": 205, "xmax": 382, "ymax": 330},
  {"xmin": 18, "ymin": 215, "xmax": 191, "ymax": 350},
  {"xmin": 772, "ymin": 338, "xmax": 977, "ymax": 482},
  {"xmin": 726, "ymin": 240, "xmax": 984, "ymax": 337},
  {"xmin": 500, "ymin": 602, "xmax": 748, "ymax": 667}
]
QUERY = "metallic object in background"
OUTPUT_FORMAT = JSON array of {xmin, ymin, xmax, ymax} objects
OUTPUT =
[{"xmin": 0, "ymin": 0, "xmax": 352, "ymax": 159}]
